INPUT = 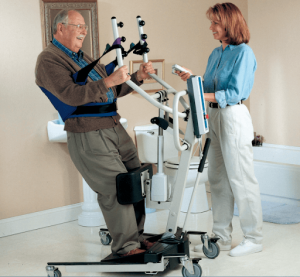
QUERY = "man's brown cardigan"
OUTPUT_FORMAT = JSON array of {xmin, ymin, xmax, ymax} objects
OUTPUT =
[{"xmin": 35, "ymin": 43, "xmax": 142, "ymax": 132}]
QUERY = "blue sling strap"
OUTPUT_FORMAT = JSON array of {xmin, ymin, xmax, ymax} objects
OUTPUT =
[
  {"xmin": 40, "ymin": 38, "xmax": 125, "ymax": 122},
  {"xmin": 39, "ymin": 60, "xmax": 117, "ymax": 122}
]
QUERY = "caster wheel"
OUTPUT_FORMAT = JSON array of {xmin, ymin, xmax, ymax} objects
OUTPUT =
[
  {"xmin": 54, "ymin": 269, "xmax": 62, "ymax": 277},
  {"xmin": 182, "ymin": 263, "xmax": 202, "ymax": 277},
  {"xmin": 203, "ymin": 242, "xmax": 220, "ymax": 259},
  {"xmin": 200, "ymin": 235, "xmax": 205, "ymax": 244},
  {"xmin": 101, "ymin": 234, "xmax": 112, "ymax": 245}
]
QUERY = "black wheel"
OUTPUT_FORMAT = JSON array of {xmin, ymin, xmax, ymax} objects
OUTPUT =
[
  {"xmin": 101, "ymin": 234, "xmax": 112, "ymax": 245},
  {"xmin": 200, "ymin": 235, "xmax": 205, "ymax": 244},
  {"xmin": 182, "ymin": 263, "xmax": 202, "ymax": 277},
  {"xmin": 203, "ymin": 242, "xmax": 220, "ymax": 259},
  {"xmin": 53, "ymin": 269, "xmax": 62, "ymax": 277}
]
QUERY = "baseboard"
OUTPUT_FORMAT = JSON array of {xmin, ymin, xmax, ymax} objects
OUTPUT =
[
  {"xmin": 0, "ymin": 203, "xmax": 82, "ymax": 238},
  {"xmin": 253, "ymin": 143, "xmax": 300, "ymax": 201}
]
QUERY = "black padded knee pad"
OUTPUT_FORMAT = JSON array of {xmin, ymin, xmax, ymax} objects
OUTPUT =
[{"xmin": 116, "ymin": 163, "xmax": 153, "ymax": 205}]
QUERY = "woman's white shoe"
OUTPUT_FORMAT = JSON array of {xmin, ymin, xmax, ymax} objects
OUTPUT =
[{"xmin": 229, "ymin": 239, "xmax": 262, "ymax": 257}]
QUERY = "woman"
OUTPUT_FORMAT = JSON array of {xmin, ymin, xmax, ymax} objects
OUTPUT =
[{"xmin": 177, "ymin": 2, "xmax": 263, "ymax": 257}]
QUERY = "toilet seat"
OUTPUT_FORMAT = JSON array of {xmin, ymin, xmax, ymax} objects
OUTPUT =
[{"xmin": 164, "ymin": 156, "xmax": 208, "ymax": 170}]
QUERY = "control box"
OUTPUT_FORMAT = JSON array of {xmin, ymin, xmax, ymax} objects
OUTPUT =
[
  {"xmin": 172, "ymin": 64, "xmax": 190, "ymax": 76},
  {"xmin": 186, "ymin": 76, "xmax": 209, "ymax": 137}
]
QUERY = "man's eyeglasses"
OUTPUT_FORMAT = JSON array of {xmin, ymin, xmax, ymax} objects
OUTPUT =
[{"xmin": 62, "ymin": 23, "xmax": 88, "ymax": 31}]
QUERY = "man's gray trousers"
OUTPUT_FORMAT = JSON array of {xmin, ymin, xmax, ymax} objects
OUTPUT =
[{"xmin": 67, "ymin": 123, "xmax": 145, "ymax": 254}]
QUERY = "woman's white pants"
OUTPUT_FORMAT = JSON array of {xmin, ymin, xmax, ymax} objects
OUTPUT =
[{"xmin": 206, "ymin": 104, "xmax": 263, "ymax": 245}]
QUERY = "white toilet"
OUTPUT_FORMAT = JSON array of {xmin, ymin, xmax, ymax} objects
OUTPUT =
[{"xmin": 134, "ymin": 124, "xmax": 209, "ymax": 213}]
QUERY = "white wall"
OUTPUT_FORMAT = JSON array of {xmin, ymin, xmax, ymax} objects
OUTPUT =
[
  {"xmin": 0, "ymin": 0, "xmax": 82, "ymax": 220},
  {"xmin": 248, "ymin": 0, "xmax": 300, "ymax": 147}
]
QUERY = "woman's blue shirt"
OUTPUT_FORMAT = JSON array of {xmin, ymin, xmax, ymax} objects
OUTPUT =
[{"xmin": 203, "ymin": 43, "xmax": 257, "ymax": 108}]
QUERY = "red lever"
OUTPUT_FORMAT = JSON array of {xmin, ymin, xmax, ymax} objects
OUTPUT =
[{"xmin": 206, "ymin": 114, "xmax": 209, "ymax": 119}]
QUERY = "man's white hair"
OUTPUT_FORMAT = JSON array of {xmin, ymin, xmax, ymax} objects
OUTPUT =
[{"xmin": 52, "ymin": 9, "xmax": 81, "ymax": 35}]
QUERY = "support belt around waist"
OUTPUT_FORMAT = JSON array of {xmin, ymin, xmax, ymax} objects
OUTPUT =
[{"xmin": 72, "ymin": 102, "xmax": 117, "ymax": 115}]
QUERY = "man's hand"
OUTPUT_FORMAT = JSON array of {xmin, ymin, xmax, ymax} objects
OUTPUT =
[
  {"xmin": 176, "ymin": 66, "xmax": 193, "ymax": 82},
  {"xmin": 104, "ymin": 65, "xmax": 131, "ymax": 88},
  {"xmin": 136, "ymin": 62, "xmax": 156, "ymax": 81}
]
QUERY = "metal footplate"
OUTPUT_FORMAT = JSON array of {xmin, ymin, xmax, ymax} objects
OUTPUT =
[
  {"xmin": 47, "ymin": 261, "xmax": 165, "ymax": 274},
  {"xmin": 45, "ymin": 228, "xmax": 196, "ymax": 275}
]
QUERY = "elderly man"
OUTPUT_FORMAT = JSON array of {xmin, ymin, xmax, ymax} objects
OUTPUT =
[{"xmin": 35, "ymin": 9, "xmax": 155, "ymax": 256}]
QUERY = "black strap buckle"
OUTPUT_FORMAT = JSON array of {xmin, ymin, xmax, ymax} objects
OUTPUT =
[
  {"xmin": 72, "ymin": 102, "xmax": 117, "ymax": 115},
  {"xmin": 126, "ymin": 41, "xmax": 149, "ymax": 56}
]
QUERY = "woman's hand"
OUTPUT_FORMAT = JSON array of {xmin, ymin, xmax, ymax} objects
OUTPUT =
[
  {"xmin": 136, "ymin": 62, "xmax": 156, "ymax": 81},
  {"xmin": 175, "ymin": 66, "xmax": 193, "ymax": 82},
  {"xmin": 204, "ymin": 93, "xmax": 217, "ymax": 103}
]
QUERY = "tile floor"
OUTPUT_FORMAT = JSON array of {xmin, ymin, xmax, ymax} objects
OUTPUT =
[{"xmin": 1, "ymin": 193, "xmax": 300, "ymax": 276}]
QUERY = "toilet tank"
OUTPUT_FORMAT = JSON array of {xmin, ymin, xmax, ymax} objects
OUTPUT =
[{"xmin": 134, "ymin": 125, "xmax": 179, "ymax": 163}]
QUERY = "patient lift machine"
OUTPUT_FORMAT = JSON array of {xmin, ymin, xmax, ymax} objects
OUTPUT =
[{"xmin": 46, "ymin": 16, "xmax": 219, "ymax": 277}]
